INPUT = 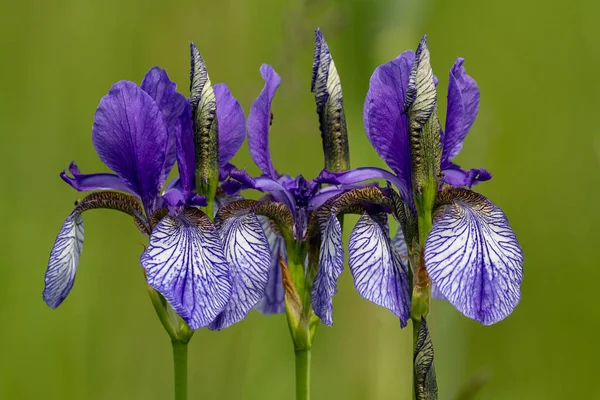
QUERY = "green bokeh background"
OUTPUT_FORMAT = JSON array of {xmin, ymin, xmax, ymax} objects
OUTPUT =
[{"xmin": 1, "ymin": 0, "xmax": 598, "ymax": 399}]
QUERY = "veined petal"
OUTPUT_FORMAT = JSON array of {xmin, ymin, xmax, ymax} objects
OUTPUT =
[
  {"xmin": 209, "ymin": 211, "xmax": 271, "ymax": 330},
  {"xmin": 443, "ymin": 58, "xmax": 480, "ymax": 163},
  {"xmin": 141, "ymin": 67, "xmax": 187, "ymax": 187},
  {"xmin": 43, "ymin": 212, "xmax": 84, "ymax": 309},
  {"xmin": 311, "ymin": 214, "xmax": 344, "ymax": 326},
  {"xmin": 349, "ymin": 213, "xmax": 410, "ymax": 326},
  {"xmin": 364, "ymin": 51, "xmax": 414, "ymax": 195},
  {"xmin": 391, "ymin": 225, "xmax": 408, "ymax": 258},
  {"xmin": 60, "ymin": 161, "xmax": 137, "ymax": 196},
  {"xmin": 141, "ymin": 208, "xmax": 231, "ymax": 329},
  {"xmin": 247, "ymin": 64, "xmax": 280, "ymax": 178},
  {"xmin": 43, "ymin": 191, "xmax": 146, "ymax": 309},
  {"xmin": 93, "ymin": 81, "xmax": 168, "ymax": 213},
  {"xmin": 254, "ymin": 216, "xmax": 286, "ymax": 315},
  {"xmin": 424, "ymin": 189, "xmax": 523, "ymax": 325},
  {"xmin": 214, "ymin": 84, "xmax": 245, "ymax": 168}
]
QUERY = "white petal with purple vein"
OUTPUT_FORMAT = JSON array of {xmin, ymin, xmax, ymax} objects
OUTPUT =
[
  {"xmin": 424, "ymin": 191, "xmax": 523, "ymax": 325},
  {"xmin": 310, "ymin": 215, "xmax": 344, "ymax": 326},
  {"xmin": 43, "ymin": 212, "xmax": 85, "ymax": 309},
  {"xmin": 254, "ymin": 216, "xmax": 286, "ymax": 315},
  {"xmin": 141, "ymin": 209, "xmax": 231, "ymax": 330},
  {"xmin": 209, "ymin": 212, "xmax": 271, "ymax": 330},
  {"xmin": 349, "ymin": 214, "xmax": 411, "ymax": 326}
]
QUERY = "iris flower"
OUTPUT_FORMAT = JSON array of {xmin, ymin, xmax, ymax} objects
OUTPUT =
[
  {"xmin": 44, "ymin": 44, "xmax": 270, "ymax": 331},
  {"xmin": 318, "ymin": 37, "xmax": 524, "ymax": 325}
]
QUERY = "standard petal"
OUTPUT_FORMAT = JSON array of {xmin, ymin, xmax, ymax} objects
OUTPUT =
[
  {"xmin": 93, "ymin": 81, "xmax": 168, "ymax": 212},
  {"xmin": 176, "ymin": 103, "xmax": 195, "ymax": 193},
  {"xmin": 60, "ymin": 161, "xmax": 137, "ymax": 196},
  {"xmin": 364, "ymin": 51, "xmax": 414, "ymax": 198},
  {"xmin": 209, "ymin": 211, "xmax": 271, "ymax": 330},
  {"xmin": 43, "ymin": 212, "xmax": 84, "ymax": 308},
  {"xmin": 141, "ymin": 67, "xmax": 187, "ymax": 186},
  {"xmin": 311, "ymin": 214, "xmax": 344, "ymax": 326},
  {"xmin": 140, "ymin": 209, "xmax": 231, "ymax": 329},
  {"xmin": 442, "ymin": 58, "xmax": 480, "ymax": 163},
  {"xmin": 255, "ymin": 216, "xmax": 286, "ymax": 315},
  {"xmin": 214, "ymin": 84, "xmax": 246, "ymax": 168},
  {"xmin": 247, "ymin": 64, "xmax": 280, "ymax": 178},
  {"xmin": 349, "ymin": 214, "xmax": 410, "ymax": 326},
  {"xmin": 424, "ymin": 189, "xmax": 523, "ymax": 325}
]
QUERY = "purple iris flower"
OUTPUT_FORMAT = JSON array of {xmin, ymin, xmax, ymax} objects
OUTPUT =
[
  {"xmin": 44, "ymin": 46, "xmax": 270, "ymax": 331},
  {"xmin": 224, "ymin": 63, "xmax": 351, "ymax": 315},
  {"xmin": 318, "ymin": 37, "xmax": 524, "ymax": 325}
]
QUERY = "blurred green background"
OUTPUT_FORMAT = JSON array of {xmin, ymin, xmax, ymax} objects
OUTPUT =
[{"xmin": 1, "ymin": 0, "xmax": 598, "ymax": 399}]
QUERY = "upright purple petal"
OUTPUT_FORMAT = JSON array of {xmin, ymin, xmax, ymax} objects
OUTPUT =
[
  {"xmin": 255, "ymin": 216, "xmax": 286, "ymax": 315},
  {"xmin": 140, "ymin": 208, "xmax": 231, "ymax": 329},
  {"xmin": 92, "ymin": 81, "xmax": 168, "ymax": 213},
  {"xmin": 364, "ymin": 51, "xmax": 415, "ymax": 200},
  {"xmin": 140, "ymin": 67, "xmax": 187, "ymax": 187},
  {"xmin": 60, "ymin": 162, "xmax": 137, "ymax": 196},
  {"xmin": 209, "ymin": 211, "xmax": 271, "ymax": 330},
  {"xmin": 247, "ymin": 64, "xmax": 280, "ymax": 178},
  {"xmin": 443, "ymin": 58, "xmax": 480, "ymax": 163},
  {"xmin": 214, "ymin": 84, "xmax": 246, "ymax": 168},
  {"xmin": 424, "ymin": 190, "xmax": 523, "ymax": 325},
  {"xmin": 176, "ymin": 104, "xmax": 195, "ymax": 193},
  {"xmin": 349, "ymin": 214, "xmax": 411, "ymax": 326},
  {"xmin": 43, "ymin": 211, "xmax": 84, "ymax": 308},
  {"xmin": 311, "ymin": 214, "xmax": 344, "ymax": 326}
]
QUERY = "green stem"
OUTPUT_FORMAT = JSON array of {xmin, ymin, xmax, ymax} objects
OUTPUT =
[
  {"xmin": 295, "ymin": 348, "xmax": 311, "ymax": 400},
  {"xmin": 172, "ymin": 341, "xmax": 188, "ymax": 400}
]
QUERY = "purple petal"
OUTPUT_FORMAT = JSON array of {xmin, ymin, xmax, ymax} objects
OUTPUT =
[
  {"xmin": 209, "ymin": 211, "xmax": 271, "ymax": 330},
  {"xmin": 424, "ymin": 190, "xmax": 523, "ymax": 325},
  {"xmin": 254, "ymin": 216, "xmax": 286, "ymax": 315},
  {"xmin": 364, "ymin": 51, "xmax": 414, "ymax": 197},
  {"xmin": 443, "ymin": 58, "xmax": 480, "ymax": 163},
  {"xmin": 140, "ymin": 67, "xmax": 187, "ymax": 187},
  {"xmin": 93, "ymin": 81, "xmax": 168, "ymax": 213},
  {"xmin": 317, "ymin": 167, "xmax": 408, "ymax": 198},
  {"xmin": 349, "ymin": 214, "xmax": 410, "ymax": 326},
  {"xmin": 247, "ymin": 64, "xmax": 280, "ymax": 178},
  {"xmin": 140, "ymin": 209, "xmax": 232, "ymax": 329},
  {"xmin": 391, "ymin": 226, "xmax": 408, "ymax": 258},
  {"xmin": 214, "ymin": 84, "xmax": 246, "ymax": 168},
  {"xmin": 311, "ymin": 214, "xmax": 344, "ymax": 326},
  {"xmin": 43, "ymin": 211, "xmax": 84, "ymax": 309},
  {"xmin": 442, "ymin": 164, "xmax": 492, "ymax": 188},
  {"xmin": 60, "ymin": 162, "xmax": 138, "ymax": 196},
  {"xmin": 176, "ymin": 104, "xmax": 195, "ymax": 193}
]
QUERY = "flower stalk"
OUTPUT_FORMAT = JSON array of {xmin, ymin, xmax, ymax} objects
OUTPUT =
[
  {"xmin": 172, "ymin": 341, "xmax": 189, "ymax": 400},
  {"xmin": 295, "ymin": 348, "xmax": 312, "ymax": 400}
]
